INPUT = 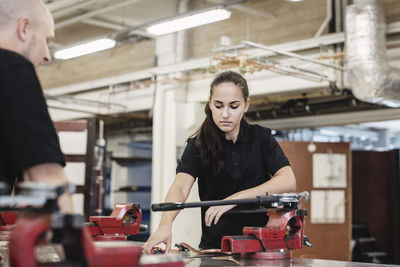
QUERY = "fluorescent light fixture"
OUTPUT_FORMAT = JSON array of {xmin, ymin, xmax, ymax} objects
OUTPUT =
[
  {"xmin": 54, "ymin": 38, "xmax": 116, "ymax": 60},
  {"xmin": 146, "ymin": 8, "xmax": 231, "ymax": 36}
]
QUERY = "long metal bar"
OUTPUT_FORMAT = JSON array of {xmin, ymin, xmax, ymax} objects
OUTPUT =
[
  {"xmin": 151, "ymin": 195, "xmax": 284, "ymax": 211},
  {"xmin": 44, "ymin": 94, "xmax": 127, "ymax": 109},
  {"xmin": 47, "ymin": 0, "xmax": 86, "ymax": 12},
  {"xmin": 314, "ymin": 0, "xmax": 332, "ymax": 37},
  {"xmin": 55, "ymin": 0, "xmax": 142, "ymax": 30},
  {"xmin": 242, "ymin": 40, "xmax": 345, "ymax": 71},
  {"xmin": 47, "ymin": 104, "xmax": 99, "ymax": 115},
  {"xmin": 52, "ymin": 0, "xmax": 99, "ymax": 20}
]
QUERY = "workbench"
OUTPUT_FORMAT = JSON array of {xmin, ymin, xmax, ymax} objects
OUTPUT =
[{"xmin": 1, "ymin": 241, "xmax": 399, "ymax": 267}]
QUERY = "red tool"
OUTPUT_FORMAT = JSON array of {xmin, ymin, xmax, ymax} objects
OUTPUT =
[
  {"xmin": 8, "ymin": 214, "xmax": 185, "ymax": 267},
  {"xmin": 86, "ymin": 203, "xmax": 145, "ymax": 241},
  {"xmin": 0, "ymin": 211, "xmax": 18, "ymax": 241},
  {"xmin": 0, "ymin": 183, "xmax": 182, "ymax": 266},
  {"xmin": 9, "ymin": 214, "xmax": 143, "ymax": 267},
  {"xmin": 152, "ymin": 192, "xmax": 311, "ymax": 260},
  {"xmin": 221, "ymin": 208, "xmax": 308, "ymax": 259},
  {"xmin": 0, "ymin": 211, "xmax": 18, "ymax": 228},
  {"xmin": 0, "ymin": 204, "xmax": 146, "ymax": 242}
]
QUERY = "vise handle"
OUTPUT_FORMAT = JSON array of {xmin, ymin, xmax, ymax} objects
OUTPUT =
[{"xmin": 152, "ymin": 192, "xmax": 308, "ymax": 212}]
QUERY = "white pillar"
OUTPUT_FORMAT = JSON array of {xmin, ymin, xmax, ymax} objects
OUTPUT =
[{"xmin": 150, "ymin": 0, "xmax": 209, "ymax": 248}]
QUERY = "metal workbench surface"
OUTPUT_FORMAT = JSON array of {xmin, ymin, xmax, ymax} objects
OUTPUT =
[
  {"xmin": 138, "ymin": 252, "xmax": 400, "ymax": 267},
  {"xmin": 181, "ymin": 256, "xmax": 399, "ymax": 267},
  {"xmin": 1, "ymin": 243, "xmax": 399, "ymax": 267}
]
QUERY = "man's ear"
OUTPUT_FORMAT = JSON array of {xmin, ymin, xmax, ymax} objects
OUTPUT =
[{"xmin": 17, "ymin": 17, "xmax": 30, "ymax": 42}]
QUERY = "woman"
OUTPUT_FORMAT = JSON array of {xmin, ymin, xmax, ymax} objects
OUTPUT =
[{"xmin": 143, "ymin": 71, "xmax": 296, "ymax": 254}]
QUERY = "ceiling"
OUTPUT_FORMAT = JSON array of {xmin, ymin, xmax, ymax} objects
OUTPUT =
[
  {"xmin": 44, "ymin": 0, "xmax": 179, "ymax": 46},
  {"xmin": 44, "ymin": 0, "xmax": 272, "ymax": 48},
  {"xmin": 41, "ymin": 0, "xmax": 400, "ymax": 144}
]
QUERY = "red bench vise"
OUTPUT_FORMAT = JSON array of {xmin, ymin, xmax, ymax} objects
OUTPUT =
[
  {"xmin": 0, "ymin": 203, "xmax": 147, "ymax": 242},
  {"xmin": 86, "ymin": 203, "xmax": 147, "ymax": 241},
  {"xmin": 221, "ymin": 208, "xmax": 310, "ymax": 259},
  {"xmin": 152, "ymin": 192, "xmax": 311, "ymax": 260},
  {"xmin": 220, "ymin": 192, "xmax": 311, "ymax": 259},
  {"xmin": 9, "ymin": 213, "xmax": 143, "ymax": 267},
  {"xmin": 8, "ymin": 213, "xmax": 185, "ymax": 267}
]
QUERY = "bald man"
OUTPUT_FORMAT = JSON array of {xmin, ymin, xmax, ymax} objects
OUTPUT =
[{"xmin": 0, "ymin": 0, "xmax": 73, "ymax": 213}]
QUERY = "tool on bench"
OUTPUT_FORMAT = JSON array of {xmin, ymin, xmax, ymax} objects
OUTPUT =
[
  {"xmin": 0, "ymin": 182, "xmax": 148, "ymax": 242},
  {"xmin": 0, "ymin": 211, "xmax": 18, "ymax": 242},
  {"xmin": 9, "ymin": 213, "xmax": 144, "ymax": 267},
  {"xmin": 0, "ymin": 203, "xmax": 148, "ymax": 242},
  {"xmin": 1, "ymin": 182, "xmax": 184, "ymax": 267},
  {"xmin": 152, "ymin": 192, "xmax": 311, "ymax": 260},
  {"xmin": 0, "ymin": 182, "xmax": 73, "ymax": 242},
  {"xmin": 86, "ymin": 203, "xmax": 148, "ymax": 241},
  {"xmin": 0, "ymin": 183, "xmax": 140, "ymax": 267},
  {"xmin": 0, "ymin": 181, "xmax": 67, "ymax": 212},
  {"xmin": 0, "ymin": 211, "xmax": 17, "ymax": 230}
]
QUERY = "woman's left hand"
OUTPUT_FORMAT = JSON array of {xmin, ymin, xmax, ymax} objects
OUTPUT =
[{"xmin": 204, "ymin": 204, "xmax": 236, "ymax": 226}]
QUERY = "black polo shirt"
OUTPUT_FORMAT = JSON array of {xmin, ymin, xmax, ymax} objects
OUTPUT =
[
  {"xmin": 0, "ymin": 49, "xmax": 65, "ymax": 190},
  {"xmin": 176, "ymin": 120, "xmax": 290, "ymax": 248}
]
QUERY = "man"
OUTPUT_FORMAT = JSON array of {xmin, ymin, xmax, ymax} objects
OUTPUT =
[{"xmin": 0, "ymin": 0, "xmax": 73, "ymax": 213}]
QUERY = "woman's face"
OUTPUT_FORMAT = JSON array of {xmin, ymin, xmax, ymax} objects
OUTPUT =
[{"xmin": 209, "ymin": 82, "xmax": 249, "ymax": 140}]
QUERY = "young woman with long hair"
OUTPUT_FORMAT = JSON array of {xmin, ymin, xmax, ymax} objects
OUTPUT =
[{"xmin": 143, "ymin": 71, "xmax": 296, "ymax": 253}]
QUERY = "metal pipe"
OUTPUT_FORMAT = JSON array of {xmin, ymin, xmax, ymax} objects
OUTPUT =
[
  {"xmin": 47, "ymin": 105, "xmax": 99, "ymax": 115},
  {"xmin": 55, "ymin": 0, "xmax": 142, "ymax": 30},
  {"xmin": 44, "ymin": 94, "xmax": 127, "ymax": 109},
  {"xmin": 47, "ymin": 0, "xmax": 86, "ymax": 12},
  {"xmin": 52, "ymin": 0, "xmax": 99, "ymax": 20},
  {"xmin": 346, "ymin": 0, "xmax": 400, "ymax": 106},
  {"xmin": 315, "ymin": 0, "xmax": 332, "ymax": 37},
  {"xmin": 242, "ymin": 40, "xmax": 345, "ymax": 71}
]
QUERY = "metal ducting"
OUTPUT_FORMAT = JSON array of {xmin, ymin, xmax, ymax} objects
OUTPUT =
[{"xmin": 346, "ymin": 0, "xmax": 400, "ymax": 107}]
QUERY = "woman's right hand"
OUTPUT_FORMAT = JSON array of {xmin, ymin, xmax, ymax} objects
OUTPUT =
[{"xmin": 143, "ymin": 224, "xmax": 172, "ymax": 254}]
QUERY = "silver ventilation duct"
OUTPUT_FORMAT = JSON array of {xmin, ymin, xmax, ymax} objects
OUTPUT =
[{"xmin": 346, "ymin": 0, "xmax": 400, "ymax": 107}]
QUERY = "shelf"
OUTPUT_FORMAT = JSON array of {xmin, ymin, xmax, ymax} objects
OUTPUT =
[
  {"xmin": 65, "ymin": 154, "xmax": 86, "ymax": 162},
  {"xmin": 114, "ymin": 185, "xmax": 151, "ymax": 193},
  {"xmin": 111, "ymin": 157, "xmax": 151, "ymax": 165}
]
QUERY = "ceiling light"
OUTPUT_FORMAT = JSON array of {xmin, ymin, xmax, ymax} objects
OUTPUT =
[
  {"xmin": 285, "ymin": 0, "xmax": 304, "ymax": 2},
  {"xmin": 146, "ymin": 8, "xmax": 231, "ymax": 36},
  {"xmin": 54, "ymin": 38, "xmax": 116, "ymax": 60}
]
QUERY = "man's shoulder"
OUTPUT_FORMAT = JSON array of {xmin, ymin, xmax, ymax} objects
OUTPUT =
[{"xmin": 0, "ymin": 49, "xmax": 32, "ymax": 68}]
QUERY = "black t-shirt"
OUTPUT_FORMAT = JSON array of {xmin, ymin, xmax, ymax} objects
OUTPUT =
[
  {"xmin": 176, "ymin": 120, "xmax": 290, "ymax": 249},
  {"xmin": 0, "ymin": 49, "xmax": 65, "ymax": 190}
]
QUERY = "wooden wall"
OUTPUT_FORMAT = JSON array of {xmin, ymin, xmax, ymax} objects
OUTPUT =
[
  {"xmin": 279, "ymin": 141, "xmax": 352, "ymax": 261},
  {"xmin": 190, "ymin": 0, "xmax": 327, "ymax": 58},
  {"xmin": 378, "ymin": 0, "xmax": 400, "ymax": 23}
]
